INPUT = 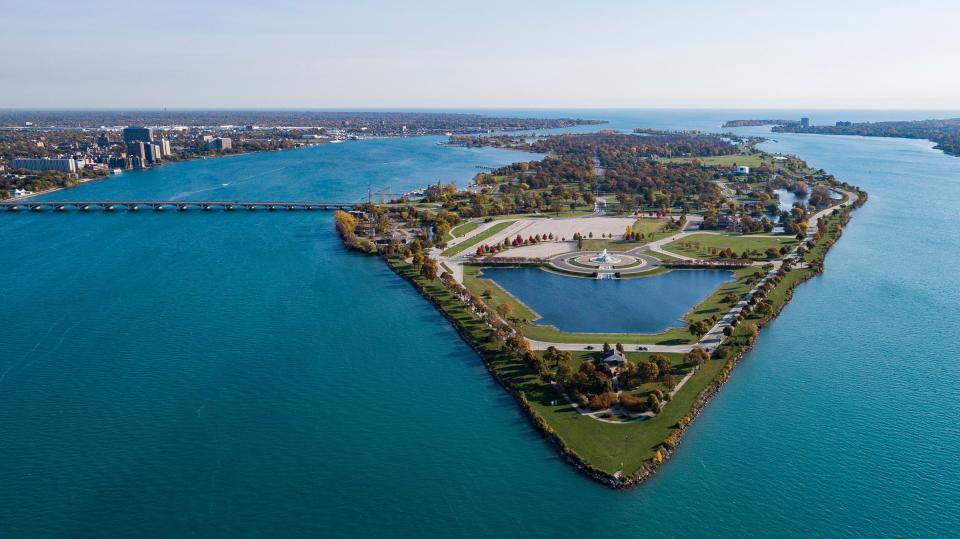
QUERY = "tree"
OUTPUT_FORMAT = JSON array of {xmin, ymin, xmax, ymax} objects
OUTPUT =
[
  {"xmin": 333, "ymin": 210, "xmax": 358, "ymax": 236},
  {"xmin": 602, "ymin": 342, "xmax": 612, "ymax": 354},
  {"xmin": 495, "ymin": 302, "xmax": 512, "ymax": 319},
  {"xmin": 651, "ymin": 353, "xmax": 672, "ymax": 378},
  {"xmin": 505, "ymin": 335, "xmax": 531, "ymax": 356},
  {"xmin": 685, "ymin": 347, "xmax": 710, "ymax": 365},
  {"xmin": 689, "ymin": 320, "xmax": 709, "ymax": 338},
  {"xmin": 638, "ymin": 361, "xmax": 659, "ymax": 383},
  {"xmin": 376, "ymin": 213, "xmax": 391, "ymax": 235},
  {"xmin": 646, "ymin": 393, "xmax": 662, "ymax": 414},
  {"xmin": 544, "ymin": 346, "xmax": 561, "ymax": 367},
  {"xmin": 615, "ymin": 343, "xmax": 624, "ymax": 353},
  {"xmin": 433, "ymin": 220, "xmax": 451, "ymax": 242},
  {"xmin": 555, "ymin": 364, "xmax": 573, "ymax": 384},
  {"xmin": 420, "ymin": 258, "xmax": 437, "ymax": 280}
]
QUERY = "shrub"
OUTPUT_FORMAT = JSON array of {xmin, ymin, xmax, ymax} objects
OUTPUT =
[
  {"xmin": 647, "ymin": 394, "xmax": 662, "ymax": 414},
  {"xmin": 619, "ymin": 392, "xmax": 647, "ymax": 411},
  {"xmin": 587, "ymin": 392, "xmax": 618, "ymax": 411}
]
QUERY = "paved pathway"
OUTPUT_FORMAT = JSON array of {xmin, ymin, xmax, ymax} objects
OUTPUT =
[{"xmin": 528, "ymin": 339, "xmax": 695, "ymax": 354}]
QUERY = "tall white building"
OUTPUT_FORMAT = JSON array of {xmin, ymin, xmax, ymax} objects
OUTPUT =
[{"xmin": 158, "ymin": 139, "xmax": 172, "ymax": 157}]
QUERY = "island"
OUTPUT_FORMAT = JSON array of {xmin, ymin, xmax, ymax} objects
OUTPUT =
[
  {"xmin": 336, "ymin": 129, "xmax": 867, "ymax": 488},
  {"xmin": 726, "ymin": 116, "xmax": 960, "ymax": 157}
]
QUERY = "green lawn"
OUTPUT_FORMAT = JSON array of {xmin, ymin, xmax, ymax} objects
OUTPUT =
[
  {"xmin": 664, "ymin": 233, "xmax": 797, "ymax": 259},
  {"xmin": 441, "ymin": 221, "xmax": 515, "ymax": 257},
  {"xmin": 633, "ymin": 218, "xmax": 667, "ymax": 236},
  {"xmin": 489, "ymin": 208, "xmax": 594, "ymax": 220},
  {"xmin": 449, "ymin": 221, "xmax": 478, "ymax": 239},
  {"xmin": 522, "ymin": 352, "xmax": 729, "ymax": 474},
  {"xmin": 661, "ymin": 154, "xmax": 763, "ymax": 168}
]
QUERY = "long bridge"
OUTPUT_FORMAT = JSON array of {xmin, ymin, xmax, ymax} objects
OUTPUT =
[{"xmin": 0, "ymin": 200, "xmax": 361, "ymax": 212}]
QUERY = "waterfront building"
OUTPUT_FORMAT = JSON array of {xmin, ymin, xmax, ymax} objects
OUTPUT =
[
  {"xmin": 158, "ymin": 139, "xmax": 172, "ymax": 157},
  {"xmin": 208, "ymin": 137, "xmax": 232, "ymax": 151},
  {"xmin": 800, "ymin": 117, "xmax": 810, "ymax": 128},
  {"xmin": 108, "ymin": 156, "xmax": 128, "ymax": 169},
  {"xmin": 11, "ymin": 158, "xmax": 78, "ymax": 173},
  {"xmin": 126, "ymin": 141, "xmax": 147, "ymax": 164},
  {"xmin": 147, "ymin": 143, "xmax": 163, "ymax": 163},
  {"xmin": 122, "ymin": 126, "xmax": 154, "ymax": 144}
]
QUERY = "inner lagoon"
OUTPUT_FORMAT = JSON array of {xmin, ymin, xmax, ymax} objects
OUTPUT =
[{"xmin": 481, "ymin": 267, "xmax": 734, "ymax": 334}]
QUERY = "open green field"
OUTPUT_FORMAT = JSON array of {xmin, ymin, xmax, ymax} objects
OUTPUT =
[
  {"xmin": 661, "ymin": 154, "xmax": 763, "ymax": 168},
  {"xmin": 664, "ymin": 233, "xmax": 798, "ymax": 259},
  {"xmin": 522, "ymin": 348, "xmax": 729, "ymax": 474},
  {"xmin": 632, "ymin": 218, "xmax": 667, "ymax": 236},
  {"xmin": 441, "ymin": 221, "xmax": 514, "ymax": 257},
  {"xmin": 489, "ymin": 208, "xmax": 595, "ymax": 220},
  {"xmin": 449, "ymin": 221, "xmax": 479, "ymax": 239},
  {"xmin": 462, "ymin": 265, "xmax": 759, "ymax": 346}
]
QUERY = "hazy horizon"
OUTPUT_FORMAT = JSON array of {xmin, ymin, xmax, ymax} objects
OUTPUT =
[{"xmin": 5, "ymin": 0, "xmax": 960, "ymax": 109}]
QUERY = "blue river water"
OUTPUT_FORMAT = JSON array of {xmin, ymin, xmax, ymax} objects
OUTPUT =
[
  {"xmin": 2, "ymin": 110, "xmax": 959, "ymax": 536},
  {"xmin": 482, "ymin": 267, "xmax": 732, "ymax": 333}
]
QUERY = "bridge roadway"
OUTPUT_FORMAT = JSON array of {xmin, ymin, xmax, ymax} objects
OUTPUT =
[{"xmin": 0, "ymin": 200, "xmax": 360, "ymax": 212}]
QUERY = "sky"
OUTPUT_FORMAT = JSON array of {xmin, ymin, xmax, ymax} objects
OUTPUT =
[{"xmin": 3, "ymin": 0, "xmax": 959, "ymax": 109}]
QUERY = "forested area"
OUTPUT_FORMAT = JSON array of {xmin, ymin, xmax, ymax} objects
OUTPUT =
[{"xmin": 775, "ymin": 118, "xmax": 960, "ymax": 156}]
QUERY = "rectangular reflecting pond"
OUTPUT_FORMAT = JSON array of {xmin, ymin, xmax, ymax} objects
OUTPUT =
[{"xmin": 481, "ymin": 267, "xmax": 734, "ymax": 334}]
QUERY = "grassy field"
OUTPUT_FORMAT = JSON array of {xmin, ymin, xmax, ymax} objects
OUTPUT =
[
  {"xmin": 449, "ymin": 221, "xmax": 478, "ymax": 239},
  {"xmin": 522, "ymin": 350, "xmax": 729, "ymax": 473},
  {"xmin": 490, "ymin": 208, "xmax": 595, "ymax": 220},
  {"xmin": 633, "ymin": 218, "xmax": 667, "ymax": 236},
  {"xmin": 661, "ymin": 154, "xmax": 763, "ymax": 168},
  {"xmin": 664, "ymin": 233, "xmax": 798, "ymax": 259},
  {"xmin": 441, "ymin": 221, "xmax": 514, "ymax": 257}
]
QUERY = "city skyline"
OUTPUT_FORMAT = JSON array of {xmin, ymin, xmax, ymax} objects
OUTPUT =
[{"xmin": 4, "ymin": 0, "xmax": 960, "ymax": 109}]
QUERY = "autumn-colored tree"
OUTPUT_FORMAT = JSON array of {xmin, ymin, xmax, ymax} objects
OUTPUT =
[
  {"xmin": 333, "ymin": 210, "xmax": 358, "ymax": 236},
  {"xmin": 420, "ymin": 258, "xmax": 438, "ymax": 280},
  {"xmin": 638, "ymin": 361, "xmax": 659, "ymax": 383}
]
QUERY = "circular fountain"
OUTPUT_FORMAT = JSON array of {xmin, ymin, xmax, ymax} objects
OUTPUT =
[{"xmin": 589, "ymin": 248, "xmax": 621, "ymax": 264}]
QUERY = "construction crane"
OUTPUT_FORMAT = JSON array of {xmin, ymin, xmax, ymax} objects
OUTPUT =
[{"xmin": 367, "ymin": 185, "xmax": 395, "ymax": 205}]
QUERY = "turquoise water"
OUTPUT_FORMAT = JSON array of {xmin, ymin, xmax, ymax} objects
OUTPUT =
[
  {"xmin": 2, "ymin": 111, "xmax": 960, "ymax": 536},
  {"xmin": 482, "ymin": 267, "xmax": 732, "ymax": 333}
]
